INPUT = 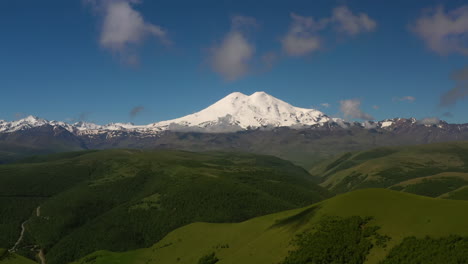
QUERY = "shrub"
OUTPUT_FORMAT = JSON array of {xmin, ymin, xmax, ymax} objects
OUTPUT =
[{"xmin": 197, "ymin": 252, "xmax": 219, "ymax": 264}]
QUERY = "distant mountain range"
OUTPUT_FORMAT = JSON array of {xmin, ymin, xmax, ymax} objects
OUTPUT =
[
  {"xmin": 3, "ymin": 91, "xmax": 465, "ymax": 134},
  {"xmin": 2, "ymin": 91, "xmax": 468, "ymax": 166}
]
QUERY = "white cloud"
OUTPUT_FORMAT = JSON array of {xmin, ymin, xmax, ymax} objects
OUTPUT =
[
  {"xmin": 281, "ymin": 7, "xmax": 376, "ymax": 57},
  {"xmin": 362, "ymin": 121, "xmax": 377, "ymax": 129},
  {"xmin": 231, "ymin": 15, "xmax": 258, "ymax": 31},
  {"xmin": 394, "ymin": 96, "xmax": 416, "ymax": 102},
  {"xmin": 372, "ymin": 105, "xmax": 379, "ymax": 110},
  {"xmin": 340, "ymin": 99, "xmax": 374, "ymax": 120},
  {"xmin": 412, "ymin": 5, "xmax": 468, "ymax": 55},
  {"xmin": 210, "ymin": 16, "xmax": 256, "ymax": 81},
  {"xmin": 331, "ymin": 6, "xmax": 377, "ymax": 35},
  {"xmin": 85, "ymin": 0, "xmax": 170, "ymax": 63},
  {"xmin": 320, "ymin": 103, "xmax": 331, "ymax": 108},
  {"xmin": 281, "ymin": 13, "xmax": 324, "ymax": 56},
  {"xmin": 418, "ymin": 117, "xmax": 440, "ymax": 125}
]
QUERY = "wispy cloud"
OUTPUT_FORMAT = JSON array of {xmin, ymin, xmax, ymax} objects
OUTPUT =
[
  {"xmin": 340, "ymin": 99, "xmax": 374, "ymax": 120},
  {"xmin": 372, "ymin": 105, "xmax": 379, "ymax": 110},
  {"xmin": 418, "ymin": 117, "xmax": 440, "ymax": 125},
  {"xmin": 443, "ymin": 112, "xmax": 454, "ymax": 118},
  {"xmin": 394, "ymin": 96, "xmax": 416, "ymax": 102},
  {"xmin": 78, "ymin": 112, "xmax": 91, "ymax": 122},
  {"xmin": 13, "ymin": 112, "xmax": 25, "ymax": 119},
  {"xmin": 85, "ymin": 0, "xmax": 170, "ymax": 64},
  {"xmin": 331, "ymin": 6, "xmax": 377, "ymax": 35},
  {"xmin": 209, "ymin": 15, "xmax": 257, "ymax": 81},
  {"xmin": 281, "ymin": 13, "xmax": 324, "ymax": 56},
  {"xmin": 440, "ymin": 66, "xmax": 468, "ymax": 107},
  {"xmin": 231, "ymin": 15, "xmax": 258, "ymax": 31},
  {"xmin": 281, "ymin": 6, "xmax": 376, "ymax": 57},
  {"xmin": 320, "ymin": 103, "xmax": 331, "ymax": 108},
  {"xmin": 66, "ymin": 112, "xmax": 92, "ymax": 123},
  {"xmin": 129, "ymin": 105, "xmax": 145, "ymax": 118},
  {"xmin": 411, "ymin": 5, "xmax": 468, "ymax": 55},
  {"xmin": 261, "ymin": 52, "xmax": 278, "ymax": 71}
]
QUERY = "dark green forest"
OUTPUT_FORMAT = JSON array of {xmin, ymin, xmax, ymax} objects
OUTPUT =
[
  {"xmin": 281, "ymin": 216, "xmax": 389, "ymax": 264},
  {"xmin": 381, "ymin": 236, "xmax": 468, "ymax": 264},
  {"xmin": 0, "ymin": 149, "xmax": 330, "ymax": 264}
]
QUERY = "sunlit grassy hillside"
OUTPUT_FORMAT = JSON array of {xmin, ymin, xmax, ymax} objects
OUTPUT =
[
  {"xmin": 311, "ymin": 142, "xmax": 468, "ymax": 197},
  {"xmin": 71, "ymin": 189, "xmax": 468, "ymax": 264}
]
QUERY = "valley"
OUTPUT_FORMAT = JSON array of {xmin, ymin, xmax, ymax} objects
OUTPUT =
[
  {"xmin": 1, "ymin": 141, "xmax": 468, "ymax": 263},
  {"xmin": 0, "ymin": 150, "xmax": 329, "ymax": 264}
]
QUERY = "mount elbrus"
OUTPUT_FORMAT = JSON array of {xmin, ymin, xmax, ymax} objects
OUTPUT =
[{"xmin": 1, "ymin": 92, "xmax": 468, "ymax": 167}]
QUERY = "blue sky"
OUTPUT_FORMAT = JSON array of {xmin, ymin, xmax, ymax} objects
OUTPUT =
[{"xmin": 1, "ymin": 0, "xmax": 468, "ymax": 124}]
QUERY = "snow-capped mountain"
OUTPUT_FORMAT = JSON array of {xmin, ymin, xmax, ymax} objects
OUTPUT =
[
  {"xmin": 0, "ymin": 92, "xmax": 464, "ymax": 135},
  {"xmin": 149, "ymin": 91, "xmax": 331, "ymax": 131},
  {"xmin": 0, "ymin": 116, "xmax": 73, "ymax": 133},
  {"xmin": 3, "ymin": 91, "xmax": 468, "ymax": 166},
  {"xmin": 0, "ymin": 92, "xmax": 332, "ymax": 134},
  {"xmin": 0, "ymin": 117, "xmax": 139, "ymax": 134}
]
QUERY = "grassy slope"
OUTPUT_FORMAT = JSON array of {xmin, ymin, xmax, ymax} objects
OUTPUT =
[
  {"xmin": 391, "ymin": 172, "xmax": 468, "ymax": 186},
  {"xmin": 440, "ymin": 185, "xmax": 468, "ymax": 200},
  {"xmin": 388, "ymin": 172, "xmax": 468, "ymax": 198},
  {"xmin": 71, "ymin": 189, "xmax": 468, "ymax": 264},
  {"xmin": 312, "ymin": 142, "xmax": 468, "ymax": 196},
  {"xmin": 0, "ymin": 249, "xmax": 36, "ymax": 264},
  {"xmin": 0, "ymin": 149, "xmax": 328, "ymax": 264}
]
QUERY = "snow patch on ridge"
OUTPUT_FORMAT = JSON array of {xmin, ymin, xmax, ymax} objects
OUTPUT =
[{"xmin": 380, "ymin": 121, "xmax": 393, "ymax": 128}]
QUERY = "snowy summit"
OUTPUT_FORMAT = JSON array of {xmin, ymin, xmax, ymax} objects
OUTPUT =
[{"xmin": 149, "ymin": 92, "xmax": 330, "ymax": 131}]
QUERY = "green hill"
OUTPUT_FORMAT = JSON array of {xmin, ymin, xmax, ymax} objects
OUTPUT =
[
  {"xmin": 440, "ymin": 185, "xmax": 468, "ymax": 200},
  {"xmin": 0, "ymin": 149, "xmax": 329, "ymax": 264},
  {"xmin": 0, "ymin": 249, "xmax": 36, "ymax": 264},
  {"xmin": 311, "ymin": 142, "xmax": 468, "ymax": 196},
  {"xmin": 389, "ymin": 172, "xmax": 468, "ymax": 197},
  {"xmin": 70, "ymin": 189, "xmax": 468, "ymax": 264}
]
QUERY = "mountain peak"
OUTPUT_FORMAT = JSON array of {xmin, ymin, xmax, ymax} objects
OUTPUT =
[
  {"xmin": 250, "ymin": 91, "xmax": 268, "ymax": 96},
  {"xmin": 225, "ymin": 91, "xmax": 248, "ymax": 98},
  {"xmin": 17, "ymin": 115, "xmax": 49, "ymax": 126},
  {"xmin": 0, "ymin": 115, "xmax": 49, "ymax": 133},
  {"xmin": 150, "ymin": 91, "xmax": 330, "ymax": 130},
  {"xmin": 249, "ymin": 91, "xmax": 275, "ymax": 102},
  {"xmin": 224, "ymin": 91, "xmax": 273, "ymax": 100},
  {"xmin": 21, "ymin": 115, "xmax": 42, "ymax": 123}
]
